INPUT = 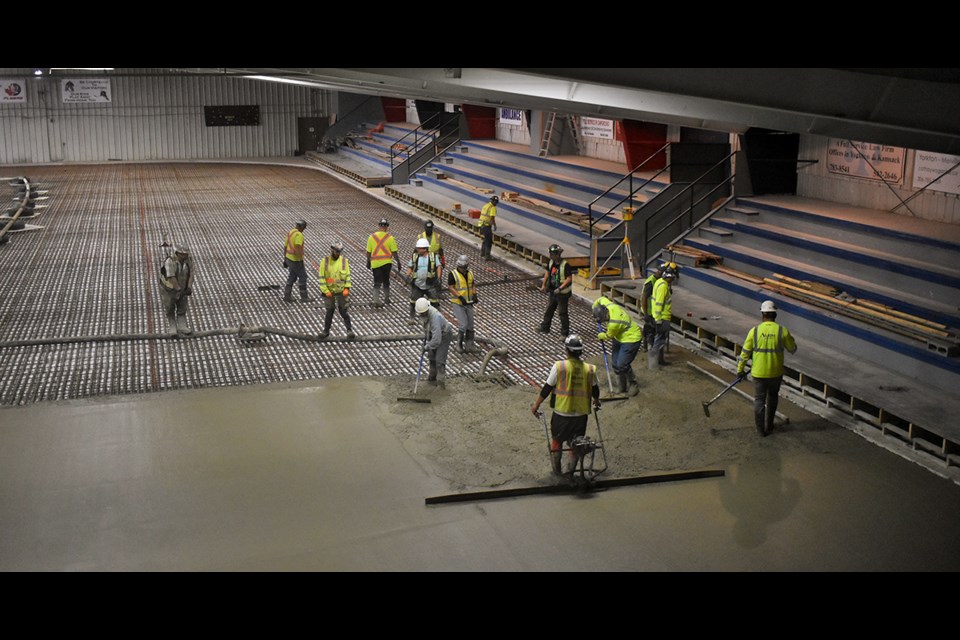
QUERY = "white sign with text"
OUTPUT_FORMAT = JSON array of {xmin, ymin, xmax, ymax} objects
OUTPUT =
[
  {"xmin": 62, "ymin": 78, "xmax": 112, "ymax": 103},
  {"xmin": 826, "ymin": 138, "xmax": 904, "ymax": 183},
  {"xmin": 912, "ymin": 150, "xmax": 960, "ymax": 196}
]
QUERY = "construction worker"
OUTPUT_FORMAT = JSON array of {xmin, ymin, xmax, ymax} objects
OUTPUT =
[
  {"xmin": 478, "ymin": 195, "xmax": 498, "ymax": 260},
  {"xmin": 416, "ymin": 296, "xmax": 454, "ymax": 389},
  {"xmin": 365, "ymin": 217, "xmax": 398, "ymax": 308},
  {"xmin": 405, "ymin": 237, "xmax": 442, "ymax": 324},
  {"xmin": 640, "ymin": 262, "xmax": 667, "ymax": 350},
  {"xmin": 448, "ymin": 254, "xmax": 479, "ymax": 353},
  {"xmin": 158, "ymin": 243, "xmax": 195, "ymax": 334},
  {"xmin": 649, "ymin": 265, "xmax": 677, "ymax": 369},
  {"xmin": 531, "ymin": 335, "xmax": 601, "ymax": 476},
  {"xmin": 737, "ymin": 300, "xmax": 798, "ymax": 437},
  {"xmin": 419, "ymin": 219, "xmax": 445, "ymax": 269},
  {"xmin": 282, "ymin": 219, "xmax": 310, "ymax": 303},
  {"xmin": 317, "ymin": 241, "xmax": 355, "ymax": 341},
  {"xmin": 592, "ymin": 296, "xmax": 643, "ymax": 396},
  {"xmin": 537, "ymin": 244, "xmax": 572, "ymax": 337}
]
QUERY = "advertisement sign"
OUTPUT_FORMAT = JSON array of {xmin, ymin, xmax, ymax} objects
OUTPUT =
[
  {"xmin": 499, "ymin": 108, "xmax": 523, "ymax": 125},
  {"xmin": 61, "ymin": 78, "xmax": 112, "ymax": 103},
  {"xmin": 826, "ymin": 138, "xmax": 904, "ymax": 183},
  {"xmin": 1, "ymin": 79, "xmax": 27, "ymax": 104},
  {"xmin": 581, "ymin": 117, "xmax": 614, "ymax": 140},
  {"xmin": 912, "ymin": 150, "xmax": 960, "ymax": 196}
]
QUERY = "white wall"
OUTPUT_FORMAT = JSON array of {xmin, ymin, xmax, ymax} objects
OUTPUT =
[
  {"xmin": 797, "ymin": 134, "xmax": 960, "ymax": 225},
  {"xmin": 0, "ymin": 69, "xmax": 332, "ymax": 164}
]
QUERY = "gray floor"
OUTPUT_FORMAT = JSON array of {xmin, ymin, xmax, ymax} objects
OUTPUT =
[{"xmin": 2, "ymin": 376, "xmax": 959, "ymax": 571}]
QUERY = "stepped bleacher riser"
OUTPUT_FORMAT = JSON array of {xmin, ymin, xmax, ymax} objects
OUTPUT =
[
  {"xmin": 730, "ymin": 200, "xmax": 960, "ymax": 265},
  {"xmin": 678, "ymin": 267, "xmax": 960, "ymax": 395},
  {"xmin": 461, "ymin": 142, "xmax": 626, "ymax": 184},
  {"xmin": 683, "ymin": 237, "xmax": 960, "ymax": 329}
]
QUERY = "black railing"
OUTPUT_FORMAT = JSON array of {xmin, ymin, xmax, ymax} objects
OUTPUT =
[{"xmin": 587, "ymin": 142, "xmax": 671, "ymax": 239}]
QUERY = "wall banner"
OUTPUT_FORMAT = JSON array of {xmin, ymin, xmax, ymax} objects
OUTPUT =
[
  {"xmin": 62, "ymin": 79, "xmax": 112, "ymax": 103},
  {"xmin": 912, "ymin": 150, "xmax": 960, "ymax": 196},
  {"xmin": 581, "ymin": 117, "xmax": 614, "ymax": 140},
  {"xmin": 1, "ymin": 79, "xmax": 27, "ymax": 104},
  {"xmin": 826, "ymin": 138, "xmax": 904, "ymax": 183},
  {"xmin": 499, "ymin": 108, "xmax": 523, "ymax": 125}
]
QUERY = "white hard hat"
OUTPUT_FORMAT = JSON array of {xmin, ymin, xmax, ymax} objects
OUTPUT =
[
  {"xmin": 415, "ymin": 297, "xmax": 431, "ymax": 314},
  {"xmin": 761, "ymin": 300, "xmax": 777, "ymax": 313},
  {"xmin": 175, "ymin": 243, "xmax": 190, "ymax": 254},
  {"xmin": 564, "ymin": 334, "xmax": 584, "ymax": 353},
  {"xmin": 415, "ymin": 238, "xmax": 430, "ymax": 249},
  {"xmin": 456, "ymin": 254, "xmax": 469, "ymax": 267},
  {"xmin": 331, "ymin": 241, "xmax": 344, "ymax": 251}
]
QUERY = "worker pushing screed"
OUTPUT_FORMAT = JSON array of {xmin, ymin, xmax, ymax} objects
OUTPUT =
[{"xmin": 531, "ymin": 335, "xmax": 602, "ymax": 479}]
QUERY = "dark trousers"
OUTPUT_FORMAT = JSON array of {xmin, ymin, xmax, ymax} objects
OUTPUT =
[
  {"xmin": 323, "ymin": 293, "xmax": 353, "ymax": 332},
  {"xmin": 372, "ymin": 263, "xmax": 392, "ymax": 293},
  {"xmin": 611, "ymin": 340, "xmax": 641, "ymax": 376},
  {"xmin": 754, "ymin": 376, "xmax": 783, "ymax": 435},
  {"xmin": 540, "ymin": 293, "xmax": 570, "ymax": 336},
  {"xmin": 480, "ymin": 225, "xmax": 493, "ymax": 257},
  {"xmin": 285, "ymin": 260, "xmax": 307, "ymax": 288}
]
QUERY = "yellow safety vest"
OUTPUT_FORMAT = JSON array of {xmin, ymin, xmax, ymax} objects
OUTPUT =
[
  {"xmin": 547, "ymin": 259, "xmax": 571, "ymax": 295},
  {"xmin": 409, "ymin": 252, "xmax": 439, "ymax": 280},
  {"xmin": 652, "ymin": 277, "xmax": 672, "ymax": 322},
  {"xmin": 478, "ymin": 202, "xmax": 496, "ymax": 227},
  {"xmin": 285, "ymin": 229, "xmax": 304, "ymax": 262},
  {"xmin": 602, "ymin": 301, "xmax": 643, "ymax": 344},
  {"xmin": 553, "ymin": 358, "xmax": 595, "ymax": 416},
  {"xmin": 318, "ymin": 255, "xmax": 351, "ymax": 294},
  {"xmin": 450, "ymin": 269, "xmax": 475, "ymax": 305},
  {"xmin": 738, "ymin": 321, "xmax": 797, "ymax": 378},
  {"xmin": 418, "ymin": 230, "xmax": 442, "ymax": 254},
  {"xmin": 366, "ymin": 231, "xmax": 397, "ymax": 268}
]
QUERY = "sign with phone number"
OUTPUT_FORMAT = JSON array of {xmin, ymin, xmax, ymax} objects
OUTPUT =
[{"xmin": 827, "ymin": 138, "xmax": 904, "ymax": 184}]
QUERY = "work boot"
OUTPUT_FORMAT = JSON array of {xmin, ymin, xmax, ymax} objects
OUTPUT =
[
  {"xmin": 648, "ymin": 348, "xmax": 661, "ymax": 371},
  {"xmin": 299, "ymin": 287, "xmax": 311, "ymax": 303},
  {"xmin": 318, "ymin": 330, "xmax": 329, "ymax": 340},
  {"xmin": 373, "ymin": 287, "xmax": 383, "ymax": 308},
  {"xmin": 536, "ymin": 325, "xmax": 550, "ymax": 334},
  {"xmin": 283, "ymin": 284, "xmax": 293, "ymax": 303},
  {"xmin": 457, "ymin": 331, "xmax": 465, "ymax": 353},
  {"xmin": 427, "ymin": 362, "xmax": 437, "ymax": 384},
  {"xmin": 176, "ymin": 314, "xmax": 193, "ymax": 335},
  {"xmin": 550, "ymin": 450, "xmax": 562, "ymax": 475},
  {"xmin": 465, "ymin": 330, "xmax": 479, "ymax": 353},
  {"xmin": 436, "ymin": 364, "xmax": 446, "ymax": 390},
  {"xmin": 383, "ymin": 289, "xmax": 391, "ymax": 305},
  {"xmin": 617, "ymin": 373, "xmax": 629, "ymax": 394}
]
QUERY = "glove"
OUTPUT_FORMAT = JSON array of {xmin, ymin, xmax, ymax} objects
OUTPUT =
[
  {"xmin": 472, "ymin": 293, "xmax": 479, "ymax": 304},
  {"xmin": 343, "ymin": 288, "xmax": 350, "ymax": 297},
  {"xmin": 282, "ymin": 258, "xmax": 288, "ymax": 269},
  {"xmin": 183, "ymin": 287, "xmax": 192, "ymax": 296},
  {"xmin": 552, "ymin": 288, "xmax": 560, "ymax": 295},
  {"xmin": 366, "ymin": 258, "xmax": 371, "ymax": 269},
  {"xmin": 597, "ymin": 332, "xmax": 608, "ymax": 341},
  {"xmin": 458, "ymin": 296, "xmax": 467, "ymax": 305}
]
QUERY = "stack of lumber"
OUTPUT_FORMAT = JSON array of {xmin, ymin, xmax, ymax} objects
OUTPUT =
[
  {"xmin": 763, "ymin": 273, "xmax": 959, "ymax": 346},
  {"xmin": 501, "ymin": 191, "xmax": 585, "ymax": 226},
  {"xmin": 666, "ymin": 244, "xmax": 723, "ymax": 267}
]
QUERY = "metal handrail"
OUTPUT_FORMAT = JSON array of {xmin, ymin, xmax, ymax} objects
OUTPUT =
[
  {"xmin": 389, "ymin": 112, "xmax": 444, "ymax": 169},
  {"xmin": 588, "ymin": 142, "xmax": 671, "ymax": 238}
]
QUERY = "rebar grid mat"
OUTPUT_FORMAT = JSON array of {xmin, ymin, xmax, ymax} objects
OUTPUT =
[{"xmin": 0, "ymin": 163, "xmax": 604, "ymax": 405}]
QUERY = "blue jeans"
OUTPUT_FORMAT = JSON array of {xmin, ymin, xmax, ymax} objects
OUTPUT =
[{"xmin": 611, "ymin": 340, "xmax": 641, "ymax": 376}]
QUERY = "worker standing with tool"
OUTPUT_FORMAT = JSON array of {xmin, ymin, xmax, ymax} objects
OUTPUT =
[
  {"xmin": 531, "ymin": 335, "xmax": 601, "ymax": 476},
  {"xmin": 282, "ymin": 219, "xmax": 310, "ymax": 303},
  {"xmin": 478, "ymin": 195, "xmax": 498, "ymax": 260},
  {"xmin": 317, "ymin": 241, "xmax": 356, "ymax": 341},
  {"xmin": 592, "ymin": 296, "xmax": 643, "ymax": 396},
  {"xmin": 419, "ymin": 220, "xmax": 445, "ymax": 269},
  {"xmin": 648, "ymin": 265, "xmax": 677, "ymax": 369},
  {"xmin": 447, "ymin": 254, "xmax": 480, "ymax": 353},
  {"xmin": 640, "ymin": 262, "xmax": 667, "ymax": 351},
  {"xmin": 366, "ymin": 218, "xmax": 398, "ymax": 308},
  {"xmin": 159, "ymin": 243, "xmax": 195, "ymax": 335},
  {"xmin": 737, "ymin": 300, "xmax": 797, "ymax": 437},
  {"xmin": 416, "ymin": 297, "xmax": 454, "ymax": 389},
  {"xmin": 405, "ymin": 238, "xmax": 442, "ymax": 324},
  {"xmin": 537, "ymin": 244, "xmax": 573, "ymax": 337}
]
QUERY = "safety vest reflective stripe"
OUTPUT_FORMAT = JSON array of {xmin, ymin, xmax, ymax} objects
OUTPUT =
[
  {"xmin": 605, "ymin": 304, "xmax": 643, "ymax": 343},
  {"xmin": 652, "ymin": 278, "xmax": 672, "ymax": 321},
  {"xmin": 369, "ymin": 232, "xmax": 394, "ymax": 260},
  {"xmin": 739, "ymin": 322, "xmax": 794, "ymax": 378},
  {"xmin": 451, "ymin": 269, "xmax": 475, "ymax": 304},
  {"xmin": 478, "ymin": 203, "xmax": 496, "ymax": 227},
  {"xmin": 285, "ymin": 230, "xmax": 303, "ymax": 261},
  {"xmin": 751, "ymin": 325, "xmax": 784, "ymax": 355},
  {"xmin": 554, "ymin": 359, "xmax": 594, "ymax": 415},
  {"xmin": 548, "ymin": 260, "xmax": 571, "ymax": 294},
  {"xmin": 410, "ymin": 253, "xmax": 437, "ymax": 278},
  {"xmin": 318, "ymin": 256, "xmax": 351, "ymax": 293},
  {"xmin": 418, "ymin": 231, "xmax": 441, "ymax": 253}
]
